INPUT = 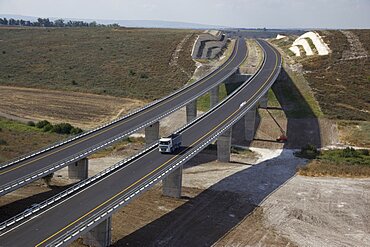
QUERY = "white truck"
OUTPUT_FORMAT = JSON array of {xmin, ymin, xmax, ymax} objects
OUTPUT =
[{"xmin": 158, "ymin": 134, "xmax": 182, "ymax": 153}]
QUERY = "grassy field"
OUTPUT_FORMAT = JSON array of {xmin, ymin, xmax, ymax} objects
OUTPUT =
[
  {"xmin": 0, "ymin": 27, "xmax": 199, "ymax": 163},
  {"xmin": 0, "ymin": 27, "xmax": 198, "ymax": 100},
  {"xmin": 298, "ymin": 147, "xmax": 370, "ymax": 177},
  {"xmin": 0, "ymin": 117, "xmax": 63, "ymax": 162}
]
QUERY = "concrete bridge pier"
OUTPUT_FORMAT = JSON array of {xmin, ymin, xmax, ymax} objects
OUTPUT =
[
  {"xmin": 186, "ymin": 99, "xmax": 197, "ymax": 123},
  {"xmin": 259, "ymin": 91, "xmax": 269, "ymax": 108},
  {"xmin": 83, "ymin": 217, "xmax": 112, "ymax": 247},
  {"xmin": 145, "ymin": 122, "xmax": 160, "ymax": 145},
  {"xmin": 245, "ymin": 105, "xmax": 257, "ymax": 141},
  {"xmin": 210, "ymin": 85, "xmax": 219, "ymax": 108},
  {"xmin": 68, "ymin": 158, "xmax": 88, "ymax": 180},
  {"xmin": 162, "ymin": 165, "xmax": 183, "ymax": 198},
  {"xmin": 217, "ymin": 128, "xmax": 232, "ymax": 162}
]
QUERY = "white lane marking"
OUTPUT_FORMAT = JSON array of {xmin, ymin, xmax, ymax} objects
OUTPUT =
[{"xmin": 0, "ymin": 148, "xmax": 153, "ymax": 237}]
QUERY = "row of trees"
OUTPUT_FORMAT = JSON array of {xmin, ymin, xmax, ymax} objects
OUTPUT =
[{"xmin": 0, "ymin": 17, "xmax": 119, "ymax": 28}]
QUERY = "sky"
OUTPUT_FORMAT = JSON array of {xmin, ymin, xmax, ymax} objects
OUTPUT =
[{"xmin": 0, "ymin": 0, "xmax": 369, "ymax": 29}]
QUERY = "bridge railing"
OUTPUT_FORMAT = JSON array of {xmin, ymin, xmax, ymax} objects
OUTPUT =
[
  {"xmin": 0, "ymin": 42, "xmax": 238, "ymax": 171},
  {"xmin": 50, "ymin": 47, "xmax": 281, "ymax": 246}
]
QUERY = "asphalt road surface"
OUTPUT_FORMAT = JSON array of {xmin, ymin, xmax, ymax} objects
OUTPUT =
[
  {"xmin": 0, "ymin": 38, "xmax": 247, "ymax": 196},
  {"xmin": 0, "ymin": 39, "xmax": 281, "ymax": 246}
]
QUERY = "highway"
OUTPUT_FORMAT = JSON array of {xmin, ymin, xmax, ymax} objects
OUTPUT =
[
  {"xmin": 0, "ymin": 38, "xmax": 247, "ymax": 196},
  {"xmin": 0, "ymin": 39, "xmax": 281, "ymax": 246}
]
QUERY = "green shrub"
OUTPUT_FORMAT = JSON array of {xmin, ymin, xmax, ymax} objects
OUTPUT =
[
  {"xmin": 70, "ymin": 127, "xmax": 83, "ymax": 135},
  {"xmin": 27, "ymin": 121, "xmax": 36, "ymax": 127},
  {"xmin": 341, "ymin": 147, "xmax": 359, "ymax": 158},
  {"xmin": 52, "ymin": 123, "xmax": 73, "ymax": 134},
  {"xmin": 129, "ymin": 70, "xmax": 136, "ymax": 76},
  {"xmin": 296, "ymin": 144, "xmax": 319, "ymax": 159},
  {"xmin": 140, "ymin": 73, "xmax": 149, "ymax": 79},
  {"xmin": 42, "ymin": 123, "xmax": 53, "ymax": 132},
  {"xmin": 36, "ymin": 120, "xmax": 51, "ymax": 129},
  {"xmin": 360, "ymin": 149, "xmax": 369, "ymax": 156}
]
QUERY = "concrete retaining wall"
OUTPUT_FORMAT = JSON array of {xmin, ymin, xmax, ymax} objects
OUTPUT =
[{"xmin": 192, "ymin": 31, "xmax": 228, "ymax": 59}]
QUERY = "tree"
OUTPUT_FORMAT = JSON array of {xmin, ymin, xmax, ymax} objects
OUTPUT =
[
  {"xmin": 8, "ymin": 18, "xmax": 16, "ymax": 25},
  {"xmin": 54, "ymin": 19, "xmax": 65, "ymax": 27},
  {"xmin": 0, "ymin": 18, "xmax": 7, "ymax": 25},
  {"xmin": 89, "ymin": 21, "xmax": 97, "ymax": 27}
]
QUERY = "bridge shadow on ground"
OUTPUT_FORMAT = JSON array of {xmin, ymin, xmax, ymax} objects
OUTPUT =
[
  {"xmin": 113, "ymin": 149, "xmax": 303, "ymax": 246},
  {"xmin": 0, "ymin": 183, "xmax": 75, "ymax": 222},
  {"xmin": 232, "ymin": 67, "xmax": 323, "ymax": 149},
  {"xmin": 114, "ymin": 67, "xmax": 322, "ymax": 245}
]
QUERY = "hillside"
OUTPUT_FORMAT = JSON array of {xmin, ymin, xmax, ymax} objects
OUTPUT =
[
  {"xmin": 0, "ymin": 27, "xmax": 198, "ymax": 100},
  {"xmin": 272, "ymin": 30, "xmax": 369, "ymax": 121}
]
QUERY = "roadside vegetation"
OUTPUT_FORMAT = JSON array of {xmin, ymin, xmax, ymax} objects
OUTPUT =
[
  {"xmin": 297, "ymin": 145, "xmax": 370, "ymax": 177},
  {"xmin": 0, "ymin": 118, "xmax": 63, "ymax": 162},
  {"xmin": 32, "ymin": 120, "xmax": 83, "ymax": 135},
  {"xmin": 0, "ymin": 27, "xmax": 197, "ymax": 100},
  {"xmin": 197, "ymin": 84, "xmax": 228, "ymax": 112}
]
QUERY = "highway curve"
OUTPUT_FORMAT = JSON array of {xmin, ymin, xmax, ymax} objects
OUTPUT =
[
  {"xmin": 0, "ymin": 39, "xmax": 281, "ymax": 246},
  {"xmin": 0, "ymin": 38, "xmax": 247, "ymax": 196}
]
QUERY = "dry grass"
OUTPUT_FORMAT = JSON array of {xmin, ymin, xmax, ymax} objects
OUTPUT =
[
  {"xmin": 337, "ymin": 120, "xmax": 370, "ymax": 147},
  {"xmin": 301, "ymin": 30, "xmax": 370, "ymax": 121},
  {"xmin": 89, "ymin": 137, "xmax": 145, "ymax": 159},
  {"xmin": 0, "ymin": 117, "xmax": 63, "ymax": 162},
  {"xmin": 0, "ymin": 85, "xmax": 145, "ymax": 129},
  {"xmin": 0, "ymin": 27, "xmax": 198, "ymax": 100}
]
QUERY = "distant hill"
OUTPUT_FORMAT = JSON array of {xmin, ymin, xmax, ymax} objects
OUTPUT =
[{"xmin": 0, "ymin": 14, "xmax": 227, "ymax": 29}]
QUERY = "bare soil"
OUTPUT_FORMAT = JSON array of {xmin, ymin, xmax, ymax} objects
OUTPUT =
[{"xmin": 2, "ymin": 148, "xmax": 369, "ymax": 247}]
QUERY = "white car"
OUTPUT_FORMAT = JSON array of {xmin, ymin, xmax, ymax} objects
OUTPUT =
[{"xmin": 239, "ymin": 101, "xmax": 247, "ymax": 109}]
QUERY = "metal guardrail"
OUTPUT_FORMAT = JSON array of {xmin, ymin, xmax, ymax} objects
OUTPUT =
[
  {"xmin": 0, "ymin": 142, "xmax": 158, "ymax": 232},
  {"xmin": 50, "ymin": 49, "xmax": 281, "ymax": 246},
  {"xmin": 0, "ymin": 40, "xmax": 248, "ymax": 233},
  {"xmin": 0, "ymin": 66, "xmax": 239, "ymax": 196},
  {"xmin": 0, "ymin": 40, "xmax": 281, "ymax": 246},
  {"xmin": 0, "ymin": 39, "xmax": 239, "ymax": 172}
]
